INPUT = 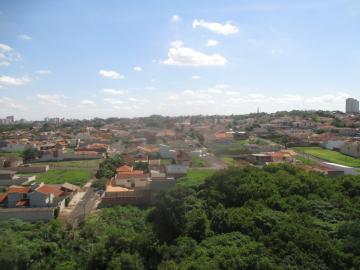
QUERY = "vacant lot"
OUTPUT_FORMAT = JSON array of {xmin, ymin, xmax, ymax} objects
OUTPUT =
[
  {"xmin": 293, "ymin": 147, "xmax": 360, "ymax": 168},
  {"xmin": 25, "ymin": 169, "xmax": 92, "ymax": 186},
  {"xmin": 191, "ymin": 157, "xmax": 208, "ymax": 167},
  {"xmin": 38, "ymin": 159, "xmax": 102, "ymax": 170},
  {"xmin": 176, "ymin": 169, "xmax": 215, "ymax": 188}
]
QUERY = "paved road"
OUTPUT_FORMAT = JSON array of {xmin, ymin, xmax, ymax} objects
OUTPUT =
[
  {"xmin": 59, "ymin": 179, "xmax": 99, "ymax": 226},
  {"xmin": 68, "ymin": 187, "xmax": 98, "ymax": 226}
]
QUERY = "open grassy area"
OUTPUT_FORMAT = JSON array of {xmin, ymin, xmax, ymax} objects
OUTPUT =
[
  {"xmin": 176, "ymin": 169, "xmax": 215, "ymax": 188},
  {"xmin": 24, "ymin": 169, "xmax": 92, "ymax": 186},
  {"xmin": 0, "ymin": 151, "xmax": 23, "ymax": 158},
  {"xmin": 293, "ymin": 147, "xmax": 360, "ymax": 168},
  {"xmin": 34, "ymin": 159, "xmax": 102, "ymax": 170},
  {"xmin": 296, "ymin": 156, "xmax": 317, "ymax": 165},
  {"xmin": 160, "ymin": 159, "xmax": 173, "ymax": 166},
  {"xmin": 221, "ymin": 156, "xmax": 239, "ymax": 167},
  {"xmin": 191, "ymin": 156, "xmax": 207, "ymax": 167},
  {"xmin": 209, "ymin": 141, "xmax": 249, "ymax": 156}
]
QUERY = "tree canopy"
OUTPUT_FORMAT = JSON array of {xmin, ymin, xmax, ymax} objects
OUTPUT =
[{"xmin": 1, "ymin": 164, "xmax": 360, "ymax": 269}]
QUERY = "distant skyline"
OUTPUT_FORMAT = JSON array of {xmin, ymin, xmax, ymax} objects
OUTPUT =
[{"xmin": 0, "ymin": 0, "xmax": 360, "ymax": 120}]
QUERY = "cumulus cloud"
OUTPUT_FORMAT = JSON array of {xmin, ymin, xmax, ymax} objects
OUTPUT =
[
  {"xmin": 0, "ymin": 43, "xmax": 21, "ymax": 66},
  {"xmin": 98, "ymin": 70, "xmax": 125, "ymax": 79},
  {"xmin": 18, "ymin": 34, "xmax": 32, "ymax": 41},
  {"xmin": 35, "ymin": 70, "xmax": 51, "ymax": 75},
  {"xmin": 171, "ymin": 15, "xmax": 181, "ymax": 22},
  {"xmin": 206, "ymin": 39, "xmax": 219, "ymax": 47},
  {"xmin": 103, "ymin": 88, "xmax": 128, "ymax": 95},
  {"xmin": 0, "ymin": 75, "xmax": 30, "ymax": 86},
  {"xmin": 193, "ymin": 19, "xmax": 239, "ymax": 35},
  {"xmin": 0, "ymin": 97, "xmax": 26, "ymax": 110},
  {"xmin": 191, "ymin": 75, "xmax": 201, "ymax": 80},
  {"xmin": 35, "ymin": 94, "xmax": 67, "ymax": 107},
  {"xmin": 79, "ymin": 99, "xmax": 96, "ymax": 107},
  {"xmin": 104, "ymin": 98, "xmax": 124, "ymax": 105},
  {"xmin": 162, "ymin": 40, "xmax": 227, "ymax": 66},
  {"xmin": 133, "ymin": 66, "xmax": 142, "ymax": 72}
]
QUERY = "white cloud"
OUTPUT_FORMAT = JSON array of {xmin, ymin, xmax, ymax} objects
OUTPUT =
[
  {"xmin": 0, "ymin": 75, "xmax": 30, "ymax": 86},
  {"xmin": 102, "ymin": 88, "xmax": 128, "ymax": 95},
  {"xmin": 0, "ymin": 97, "xmax": 25, "ymax": 110},
  {"xmin": 79, "ymin": 99, "xmax": 96, "ymax": 106},
  {"xmin": 18, "ymin": 34, "xmax": 32, "ymax": 41},
  {"xmin": 0, "ymin": 43, "xmax": 21, "ymax": 66},
  {"xmin": 206, "ymin": 39, "xmax": 219, "ymax": 47},
  {"xmin": 133, "ymin": 66, "xmax": 142, "ymax": 72},
  {"xmin": 215, "ymin": 84, "xmax": 230, "ymax": 88},
  {"xmin": 191, "ymin": 75, "xmax": 201, "ymax": 80},
  {"xmin": 171, "ymin": 15, "xmax": 181, "ymax": 22},
  {"xmin": 162, "ymin": 40, "xmax": 227, "ymax": 66},
  {"xmin": 270, "ymin": 48, "xmax": 284, "ymax": 57},
  {"xmin": 104, "ymin": 98, "xmax": 124, "ymax": 105},
  {"xmin": 193, "ymin": 19, "xmax": 239, "ymax": 35},
  {"xmin": 0, "ymin": 44, "xmax": 12, "ymax": 52},
  {"xmin": 98, "ymin": 70, "xmax": 125, "ymax": 80},
  {"xmin": 35, "ymin": 94, "xmax": 67, "ymax": 107},
  {"xmin": 35, "ymin": 70, "xmax": 51, "ymax": 75}
]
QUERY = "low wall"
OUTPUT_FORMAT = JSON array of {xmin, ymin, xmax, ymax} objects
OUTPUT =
[
  {"xmin": 0, "ymin": 207, "xmax": 55, "ymax": 221},
  {"xmin": 0, "ymin": 178, "xmax": 28, "ymax": 186},
  {"xmin": 7, "ymin": 166, "xmax": 49, "ymax": 173}
]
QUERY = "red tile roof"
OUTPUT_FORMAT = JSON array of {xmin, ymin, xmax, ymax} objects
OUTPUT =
[
  {"xmin": 7, "ymin": 186, "xmax": 30, "ymax": 194},
  {"xmin": 0, "ymin": 193, "xmax": 7, "ymax": 203},
  {"xmin": 117, "ymin": 165, "xmax": 133, "ymax": 172},
  {"xmin": 36, "ymin": 185, "xmax": 64, "ymax": 197}
]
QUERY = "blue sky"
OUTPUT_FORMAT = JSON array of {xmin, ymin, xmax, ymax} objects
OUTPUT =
[{"xmin": 0, "ymin": 0, "xmax": 359, "ymax": 120}]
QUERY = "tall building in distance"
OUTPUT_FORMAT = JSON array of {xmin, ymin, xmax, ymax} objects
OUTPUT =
[{"xmin": 346, "ymin": 98, "xmax": 359, "ymax": 114}]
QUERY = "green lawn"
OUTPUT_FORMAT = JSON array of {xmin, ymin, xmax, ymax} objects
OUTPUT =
[
  {"xmin": 221, "ymin": 156, "xmax": 238, "ymax": 167},
  {"xmin": 160, "ymin": 159, "xmax": 173, "ymax": 166},
  {"xmin": 293, "ymin": 147, "xmax": 360, "ymax": 168},
  {"xmin": 0, "ymin": 151, "xmax": 23, "ymax": 158},
  {"xmin": 296, "ymin": 156, "xmax": 317, "ymax": 165},
  {"xmin": 34, "ymin": 159, "xmax": 102, "ymax": 170},
  {"xmin": 191, "ymin": 157, "xmax": 207, "ymax": 167},
  {"xmin": 26, "ymin": 169, "xmax": 92, "ymax": 186},
  {"xmin": 176, "ymin": 169, "xmax": 215, "ymax": 188}
]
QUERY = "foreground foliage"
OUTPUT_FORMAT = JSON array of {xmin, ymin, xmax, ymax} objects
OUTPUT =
[{"xmin": 1, "ymin": 164, "xmax": 360, "ymax": 269}]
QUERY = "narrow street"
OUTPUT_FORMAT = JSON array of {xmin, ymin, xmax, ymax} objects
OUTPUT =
[{"xmin": 58, "ymin": 178, "xmax": 99, "ymax": 226}]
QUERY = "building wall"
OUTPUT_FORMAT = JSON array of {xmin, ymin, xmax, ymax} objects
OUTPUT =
[
  {"xmin": 340, "ymin": 142, "xmax": 360, "ymax": 158},
  {"xmin": 7, "ymin": 193, "xmax": 24, "ymax": 207},
  {"xmin": 7, "ymin": 166, "xmax": 49, "ymax": 173},
  {"xmin": 28, "ymin": 191, "xmax": 52, "ymax": 207},
  {"xmin": 0, "ymin": 208, "xmax": 54, "ymax": 221},
  {"xmin": 323, "ymin": 140, "xmax": 345, "ymax": 150},
  {"xmin": 0, "ymin": 178, "xmax": 29, "ymax": 186}
]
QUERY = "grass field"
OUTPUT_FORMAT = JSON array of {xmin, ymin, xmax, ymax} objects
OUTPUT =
[
  {"xmin": 296, "ymin": 156, "xmax": 317, "ymax": 165},
  {"xmin": 221, "ymin": 156, "xmax": 239, "ymax": 167},
  {"xmin": 35, "ymin": 159, "xmax": 102, "ymax": 170},
  {"xmin": 176, "ymin": 169, "xmax": 215, "ymax": 188},
  {"xmin": 191, "ymin": 157, "xmax": 208, "ymax": 167},
  {"xmin": 0, "ymin": 151, "xmax": 22, "ymax": 158},
  {"xmin": 293, "ymin": 147, "xmax": 360, "ymax": 168},
  {"xmin": 24, "ymin": 169, "xmax": 92, "ymax": 186}
]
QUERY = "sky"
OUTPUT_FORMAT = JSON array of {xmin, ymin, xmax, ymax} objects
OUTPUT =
[{"xmin": 0, "ymin": 0, "xmax": 359, "ymax": 120}]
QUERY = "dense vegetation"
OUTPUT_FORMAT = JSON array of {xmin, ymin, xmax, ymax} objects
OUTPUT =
[{"xmin": 1, "ymin": 164, "xmax": 360, "ymax": 269}]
